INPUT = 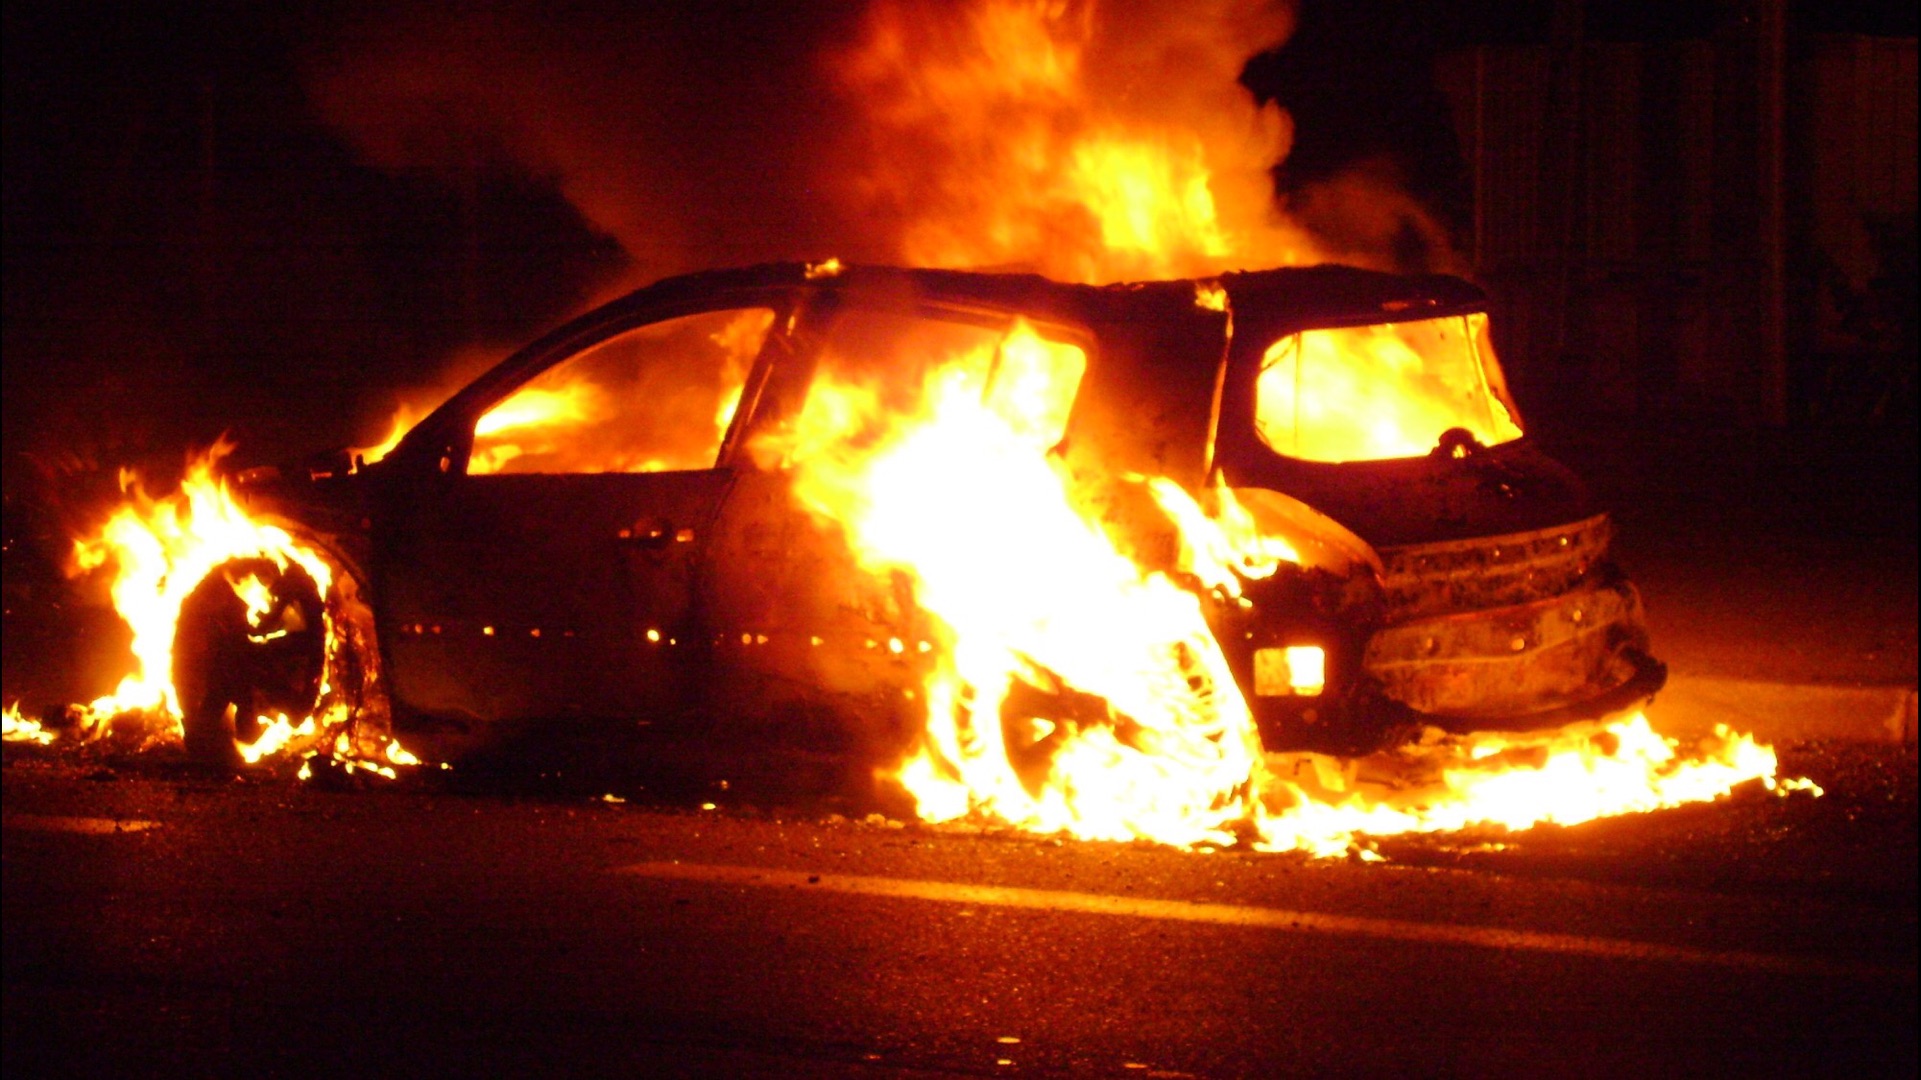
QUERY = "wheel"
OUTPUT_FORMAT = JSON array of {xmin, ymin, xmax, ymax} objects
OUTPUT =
[{"xmin": 173, "ymin": 557, "xmax": 327, "ymax": 765}]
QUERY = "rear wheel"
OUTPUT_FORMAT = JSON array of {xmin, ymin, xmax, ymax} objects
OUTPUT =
[{"xmin": 173, "ymin": 557, "xmax": 327, "ymax": 765}]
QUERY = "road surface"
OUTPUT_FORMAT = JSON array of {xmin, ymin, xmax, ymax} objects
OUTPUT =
[{"xmin": 5, "ymin": 740, "xmax": 1914, "ymax": 1078}]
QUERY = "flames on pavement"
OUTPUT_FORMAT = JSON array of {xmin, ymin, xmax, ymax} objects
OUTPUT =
[
  {"xmin": 5, "ymin": 0, "xmax": 1814, "ymax": 851},
  {"xmin": 6, "ymin": 310, "xmax": 1803, "ymax": 854},
  {"xmin": 746, "ymin": 314, "xmax": 1803, "ymax": 855}
]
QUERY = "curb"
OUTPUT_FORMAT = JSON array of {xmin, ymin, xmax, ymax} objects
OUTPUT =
[{"xmin": 1653, "ymin": 675, "xmax": 1918, "ymax": 747}]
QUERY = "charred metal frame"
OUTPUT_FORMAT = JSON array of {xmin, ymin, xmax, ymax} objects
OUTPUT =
[{"xmin": 233, "ymin": 262, "xmax": 1665, "ymax": 762}]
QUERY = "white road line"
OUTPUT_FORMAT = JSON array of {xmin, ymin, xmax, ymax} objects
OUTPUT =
[
  {"xmin": 617, "ymin": 860, "xmax": 1911, "ymax": 982},
  {"xmin": 3, "ymin": 814, "xmax": 160, "ymax": 835}
]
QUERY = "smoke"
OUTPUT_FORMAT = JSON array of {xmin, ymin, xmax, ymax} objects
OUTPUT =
[
  {"xmin": 305, "ymin": 0, "xmax": 1469, "ymax": 290},
  {"xmin": 1283, "ymin": 154, "xmax": 1464, "ymax": 274},
  {"xmin": 823, "ymin": 0, "xmax": 1316, "ymax": 281},
  {"xmin": 304, "ymin": 1, "xmax": 868, "ymax": 286}
]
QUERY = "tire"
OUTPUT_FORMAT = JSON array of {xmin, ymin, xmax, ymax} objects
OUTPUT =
[{"xmin": 173, "ymin": 557, "xmax": 328, "ymax": 765}]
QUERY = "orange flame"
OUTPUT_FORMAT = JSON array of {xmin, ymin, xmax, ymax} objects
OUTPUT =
[
  {"xmin": 349, "ymin": 402, "xmax": 426, "ymax": 467},
  {"xmin": 3, "ymin": 701, "xmax": 56, "ymax": 746},
  {"xmin": 832, "ymin": 0, "xmax": 1317, "ymax": 281},
  {"xmin": 759, "ymin": 318, "xmax": 1268, "ymax": 844},
  {"xmin": 1256, "ymin": 312, "xmax": 1525, "ymax": 463},
  {"xmin": 56, "ymin": 444, "xmax": 417, "ymax": 773},
  {"xmin": 20, "ymin": 0, "xmax": 1803, "ymax": 839},
  {"xmin": 754, "ymin": 314, "xmax": 1797, "ymax": 854},
  {"xmin": 69, "ymin": 445, "xmax": 336, "ymax": 728},
  {"xmin": 1258, "ymin": 715, "xmax": 1790, "ymax": 858},
  {"xmin": 469, "ymin": 307, "xmax": 773, "ymax": 475}
]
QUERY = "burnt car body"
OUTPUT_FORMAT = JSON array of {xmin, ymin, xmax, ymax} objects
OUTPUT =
[{"xmin": 220, "ymin": 262, "xmax": 1664, "ymax": 769}]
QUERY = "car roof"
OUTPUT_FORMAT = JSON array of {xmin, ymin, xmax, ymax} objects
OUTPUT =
[{"xmin": 569, "ymin": 260, "xmax": 1487, "ymax": 324}]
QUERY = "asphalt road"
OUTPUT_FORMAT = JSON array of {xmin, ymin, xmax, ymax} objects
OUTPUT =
[{"xmin": 5, "ymin": 741, "xmax": 1914, "ymax": 1079}]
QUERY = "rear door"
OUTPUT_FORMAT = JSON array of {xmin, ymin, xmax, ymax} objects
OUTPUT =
[{"xmin": 375, "ymin": 305, "xmax": 782, "ymax": 727}]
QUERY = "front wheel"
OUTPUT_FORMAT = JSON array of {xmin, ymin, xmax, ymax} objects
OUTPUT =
[{"xmin": 173, "ymin": 557, "xmax": 327, "ymax": 764}]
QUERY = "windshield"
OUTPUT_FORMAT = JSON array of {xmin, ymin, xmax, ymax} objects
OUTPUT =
[{"xmin": 1254, "ymin": 311, "xmax": 1523, "ymax": 463}]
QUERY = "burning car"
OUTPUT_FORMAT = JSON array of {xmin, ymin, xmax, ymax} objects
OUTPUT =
[{"xmin": 200, "ymin": 260, "xmax": 1662, "ymax": 778}]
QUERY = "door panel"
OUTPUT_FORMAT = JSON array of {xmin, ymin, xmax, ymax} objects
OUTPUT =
[{"xmin": 376, "ymin": 470, "xmax": 731, "ymax": 726}]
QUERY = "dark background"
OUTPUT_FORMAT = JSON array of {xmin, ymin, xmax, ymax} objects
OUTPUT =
[{"xmin": 5, "ymin": 0, "xmax": 1915, "ymax": 513}]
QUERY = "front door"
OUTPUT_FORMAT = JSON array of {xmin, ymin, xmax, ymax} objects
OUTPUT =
[{"xmin": 374, "ymin": 305, "xmax": 780, "ymax": 729}]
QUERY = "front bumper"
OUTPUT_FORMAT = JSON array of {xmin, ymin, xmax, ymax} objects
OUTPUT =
[
  {"xmin": 1235, "ymin": 514, "xmax": 1665, "ymax": 750},
  {"xmin": 1359, "ymin": 513, "xmax": 1664, "ymax": 732},
  {"xmin": 1364, "ymin": 574, "xmax": 1661, "ymax": 726}
]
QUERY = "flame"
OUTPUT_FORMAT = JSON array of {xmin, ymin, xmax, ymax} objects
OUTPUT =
[
  {"xmin": 51, "ymin": 443, "xmax": 419, "ymax": 773},
  {"xmin": 1258, "ymin": 716, "xmax": 1785, "ymax": 858},
  {"xmin": 69, "ymin": 444, "xmax": 333, "ymax": 727},
  {"xmin": 3, "ymin": 701, "xmax": 56, "ymax": 746},
  {"xmin": 469, "ymin": 307, "xmax": 774, "ymax": 475},
  {"xmin": 1146, "ymin": 478, "xmax": 1301, "ymax": 597},
  {"xmin": 753, "ymin": 314, "xmax": 1797, "ymax": 854},
  {"xmin": 1256, "ymin": 313, "xmax": 1525, "ymax": 463},
  {"xmin": 471, "ymin": 380, "xmax": 613, "ymax": 473},
  {"xmin": 758, "ymin": 318, "xmax": 1267, "ymax": 845},
  {"xmin": 833, "ymin": 0, "xmax": 1317, "ymax": 282},
  {"xmin": 350, "ymin": 402, "xmax": 426, "ymax": 467}
]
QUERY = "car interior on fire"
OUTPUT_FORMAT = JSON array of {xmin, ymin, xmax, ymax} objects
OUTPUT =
[
  {"xmin": 800, "ymin": 307, "xmax": 1089, "ymax": 453},
  {"xmin": 468, "ymin": 306, "xmax": 776, "ymax": 475},
  {"xmin": 1253, "ymin": 311, "xmax": 1524, "ymax": 463},
  {"xmin": 176, "ymin": 263, "xmax": 1667, "ymax": 773}
]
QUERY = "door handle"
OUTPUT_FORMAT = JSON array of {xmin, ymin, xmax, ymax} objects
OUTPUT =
[{"xmin": 617, "ymin": 520, "xmax": 673, "ymax": 551}]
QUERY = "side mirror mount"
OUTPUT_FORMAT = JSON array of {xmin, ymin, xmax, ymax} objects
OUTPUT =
[{"xmin": 303, "ymin": 446, "xmax": 354, "ymax": 481}]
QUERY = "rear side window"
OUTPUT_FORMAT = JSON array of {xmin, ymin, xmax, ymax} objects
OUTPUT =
[
  {"xmin": 1254, "ymin": 312, "xmax": 1523, "ymax": 463},
  {"xmin": 470, "ymin": 308, "xmax": 775, "ymax": 474}
]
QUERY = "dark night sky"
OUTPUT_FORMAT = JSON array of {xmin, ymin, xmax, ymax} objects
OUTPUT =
[{"xmin": 4, "ymin": 0, "xmax": 1914, "ymax": 501}]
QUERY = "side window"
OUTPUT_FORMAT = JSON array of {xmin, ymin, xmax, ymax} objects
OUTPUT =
[
  {"xmin": 1253, "ymin": 312, "xmax": 1524, "ymax": 464},
  {"xmin": 807, "ymin": 310, "xmax": 1086, "ymax": 452},
  {"xmin": 470, "ymin": 308, "xmax": 775, "ymax": 475}
]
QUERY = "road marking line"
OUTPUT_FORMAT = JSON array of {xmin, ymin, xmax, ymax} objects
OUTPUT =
[
  {"xmin": 617, "ymin": 860, "xmax": 1911, "ymax": 982},
  {"xmin": 3, "ymin": 814, "xmax": 161, "ymax": 835}
]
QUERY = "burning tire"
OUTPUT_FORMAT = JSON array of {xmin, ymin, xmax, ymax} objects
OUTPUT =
[{"xmin": 172, "ymin": 557, "xmax": 327, "ymax": 764}]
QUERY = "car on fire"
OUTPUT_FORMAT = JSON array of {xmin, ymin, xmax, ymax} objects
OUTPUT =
[{"xmin": 199, "ymin": 261, "xmax": 1664, "ymax": 775}]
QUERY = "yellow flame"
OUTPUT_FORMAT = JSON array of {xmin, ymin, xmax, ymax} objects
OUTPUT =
[
  {"xmin": 69, "ymin": 444, "xmax": 335, "ymax": 728},
  {"xmin": 1256, "ymin": 313, "xmax": 1525, "ymax": 463},
  {"xmin": 55, "ymin": 444, "xmax": 423, "ymax": 775},
  {"xmin": 1146, "ymin": 478, "xmax": 1301, "ymax": 599},
  {"xmin": 832, "ymin": 0, "xmax": 1316, "ymax": 282},
  {"xmin": 754, "ymin": 315, "xmax": 1796, "ymax": 855},
  {"xmin": 3, "ymin": 702, "xmax": 55, "ymax": 746},
  {"xmin": 1257, "ymin": 715, "xmax": 1783, "ymax": 857},
  {"xmin": 468, "ymin": 308, "xmax": 773, "ymax": 476},
  {"xmin": 237, "ymin": 713, "xmax": 316, "ymax": 765},
  {"xmin": 349, "ymin": 402, "xmax": 425, "ymax": 467},
  {"xmin": 228, "ymin": 572, "xmax": 276, "ymax": 628}
]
